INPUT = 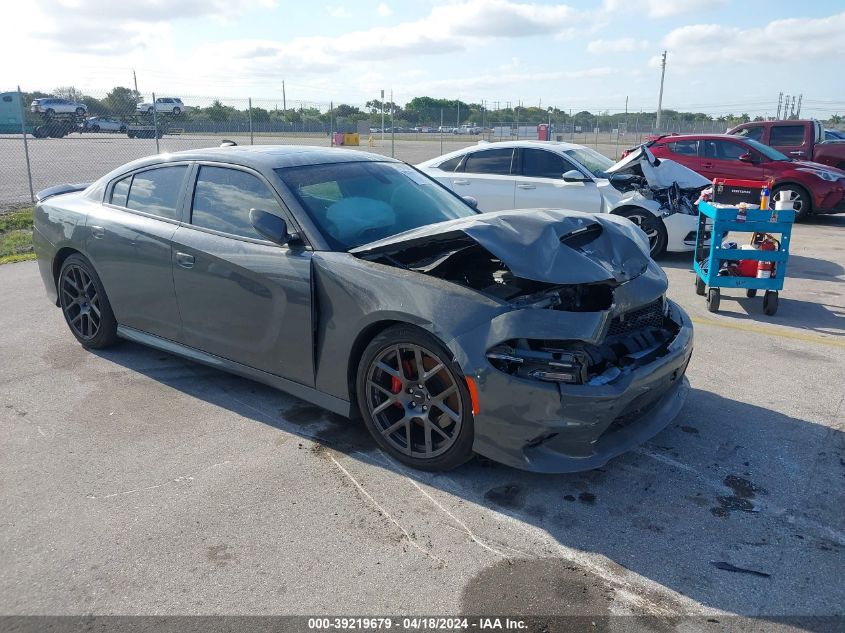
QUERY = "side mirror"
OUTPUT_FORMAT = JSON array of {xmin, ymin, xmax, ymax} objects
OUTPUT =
[
  {"xmin": 562, "ymin": 169, "xmax": 589, "ymax": 182},
  {"xmin": 249, "ymin": 208, "xmax": 294, "ymax": 245},
  {"xmin": 738, "ymin": 152, "xmax": 755, "ymax": 164},
  {"xmin": 462, "ymin": 195, "xmax": 479, "ymax": 209}
]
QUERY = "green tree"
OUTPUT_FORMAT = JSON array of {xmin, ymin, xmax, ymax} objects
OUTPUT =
[
  {"xmin": 206, "ymin": 100, "xmax": 234, "ymax": 122},
  {"xmin": 103, "ymin": 87, "xmax": 139, "ymax": 116},
  {"xmin": 53, "ymin": 86, "xmax": 85, "ymax": 102}
]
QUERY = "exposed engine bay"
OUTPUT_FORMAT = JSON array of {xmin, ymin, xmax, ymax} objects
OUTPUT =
[{"xmin": 606, "ymin": 148, "xmax": 709, "ymax": 218}]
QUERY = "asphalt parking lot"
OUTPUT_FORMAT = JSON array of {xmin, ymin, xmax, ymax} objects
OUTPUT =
[
  {"xmin": 0, "ymin": 133, "xmax": 628, "ymax": 209},
  {"xmin": 1, "ymin": 206, "xmax": 843, "ymax": 627}
]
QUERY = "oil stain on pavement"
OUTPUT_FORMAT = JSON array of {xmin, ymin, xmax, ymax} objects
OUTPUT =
[{"xmin": 711, "ymin": 475, "xmax": 766, "ymax": 518}]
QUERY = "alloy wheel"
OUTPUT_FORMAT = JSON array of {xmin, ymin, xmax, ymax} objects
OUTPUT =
[
  {"xmin": 60, "ymin": 264, "xmax": 102, "ymax": 340},
  {"xmin": 625, "ymin": 212, "xmax": 660, "ymax": 252},
  {"xmin": 364, "ymin": 343, "xmax": 462, "ymax": 459},
  {"xmin": 773, "ymin": 188, "xmax": 802, "ymax": 213}
]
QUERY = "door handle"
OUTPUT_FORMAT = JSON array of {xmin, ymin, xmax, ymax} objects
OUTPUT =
[
  {"xmin": 703, "ymin": 162, "xmax": 713, "ymax": 168},
  {"xmin": 452, "ymin": 179, "xmax": 470, "ymax": 185},
  {"xmin": 90, "ymin": 225, "xmax": 105, "ymax": 239},
  {"xmin": 789, "ymin": 150, "xmax": 805, "ymax": 156},
  {"xmin": 516, "ymin": 183, "xmax": 536, "ymax": 190},
  {"xmin": 175, "ymin": 252, "xmax": 195, "ymax": 269}
]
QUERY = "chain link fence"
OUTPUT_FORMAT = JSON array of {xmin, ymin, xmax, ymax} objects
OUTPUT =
[{"xmin": 3, "ymin": 87, "xmax": 841, "ymax": 211}]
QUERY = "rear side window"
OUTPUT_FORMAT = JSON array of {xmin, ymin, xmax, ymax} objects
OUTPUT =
[
  {"xmin": 126, "ymin": 166, "xmax": 187, "ymax": 220},
  {"xmin": 667, "ymin": 140, "xmax": 698, "ymax": 156},
  {"xmin": 463, "ymin": 148, "xmax": 513, "ymax": 175},
  {"xmin": 191, "ymin": 166, "xmax": 283, "ymax": 239},
  {"xmin": 110, "ymin": 175, "xmax": 131, "ymax": 207},
  {"xmin": 436, "ymin": 156, "xmax": 463, "ymax": 172},
  {"xmin": 521, "ymin": 148, "xmax": 574, "ymax": 179},
  {"xmin": 770, "ymin": 125, "xmax": 806, "ymax": 145}
]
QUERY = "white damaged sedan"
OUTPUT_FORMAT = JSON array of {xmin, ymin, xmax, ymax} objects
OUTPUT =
[{"xmin": 416, "ymin": 141, "xmax": 710, "ymax": 257}]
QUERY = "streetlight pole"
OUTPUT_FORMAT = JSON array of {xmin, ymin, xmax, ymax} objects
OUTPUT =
[
  {"xmin": 381, "ymin": 89, "xmax": 385, "ymax": 145},
  {"xmin": 656, "ymin": 50, "xmax": 667, "ymax": 131}
]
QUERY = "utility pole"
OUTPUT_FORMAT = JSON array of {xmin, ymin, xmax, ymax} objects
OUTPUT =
[
  {"xmin": 775, "ymin": 92, "xmax": 783, "ymax": 120},
  {"xmin": 282, "ymin": 80, "xmax": 286, "ymax": 112},
  {"xmin": 381, "ymin": 89, "xmax": 385, "ymax": 145},
  {"xmin": 796, "ymin": 94, "xmax": 803, "ymax": 118},
  {"xmin": 132, "ymin": 69, "xmax": 139, "ymax": 99},
  {"xmin": 390, "ymin": 89, "xmax": 395, "ymax": 158},
  {"xmin": 656, "ymin": 50, "xmax": 667, "ymax": 131},
  {"xmin": 790, "ymin": 95, "xmax": 796, "ymax": 119}
]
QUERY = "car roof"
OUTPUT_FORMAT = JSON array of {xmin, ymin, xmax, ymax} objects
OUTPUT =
[
  {"xmin": 653, "ymin": 134, "xmax": 748, "ymax": 141},
  {"xmin": 111, "ymin": 145, "xmax": 401, "ymax": 173},
  {"xmin": 416, "ymin": 139, "xmax": 590, "ymax": 166}
]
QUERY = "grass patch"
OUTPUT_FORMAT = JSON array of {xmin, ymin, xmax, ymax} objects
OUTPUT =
[{"xmin": 0, "ymin": 208, "xmax": 35, "ymax": 264}]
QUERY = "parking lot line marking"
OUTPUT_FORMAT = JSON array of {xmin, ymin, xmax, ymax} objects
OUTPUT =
[
  {"xmin": 690, "ymin": 316, "xmax": 845, "ymax": 349},
  {"xmin": 327, "ymin": 453, "xmax": 446, "ymax": 566}
]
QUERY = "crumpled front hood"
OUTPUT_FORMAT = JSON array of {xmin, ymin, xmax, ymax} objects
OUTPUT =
[
  {"xmin": 351, "ymin": 208, "xmax": 652, "ymax": 285},
  {"xmin": 607, "ymin": 145, "xmax": 710, "ymax": 189}
]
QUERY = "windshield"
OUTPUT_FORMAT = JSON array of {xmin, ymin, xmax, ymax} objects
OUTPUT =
[
  {"xmin": 276, "ymin": 161, "xmax": 477, "ymax": 251},
  {"xmin": 563, "ymin": 147, "xmax": 615, "ymax": 177},
  {"xmin": 743, "ymin": 138, "xmax": 790, "ymax": 161}
]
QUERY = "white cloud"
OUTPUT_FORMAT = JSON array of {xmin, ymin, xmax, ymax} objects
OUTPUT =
[
  {"xmin": 376, "ymin": 3, "xmax": 392, "ymax": 17},
  {"xmin": 587, "ymin": 38, "xmax": 648, "ymax": 53},
  {"xmin": 603, "ymin": 0, "xmax": 727, "ymax": 19},
  {"xmin": 655, "ymin": 11, "xmax": 845, "ymax": 68},
  {"xmin": 328, "ymin": 5, "xmax": 350, "ymax": 18}
]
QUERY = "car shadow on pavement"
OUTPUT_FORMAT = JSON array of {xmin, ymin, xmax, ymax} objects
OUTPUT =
[
  {"xmin": 657, "ymin": 251, "xmax": 845, "ymax": 284},
  {"xmin": 709, "ymin": 294, "xmax": 845, "ymax": 336},
  {"xmin": 92, "ymin": 342, "xmax": 844, "ymax": 627}
]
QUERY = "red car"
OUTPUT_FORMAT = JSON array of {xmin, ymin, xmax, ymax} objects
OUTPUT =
[{"xmin": 643, "ymin": 134, "xmax": 845, "ymax": 219}]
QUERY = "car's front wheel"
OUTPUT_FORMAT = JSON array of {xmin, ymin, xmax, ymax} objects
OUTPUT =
[
  {"xmin": 172, "ymin": 107, "xmax": 181, "ymax": 115},
  {"xmin": 58, "ymin": 255, "xmax": 118, "ymax": 349},
  {"xmin": 91, "ymin": 124, "xmax": 100, "ymax": 132},
  {"xmin": 356, "ymin": 326, "xmax": 475, "ymax": 471},
  {"xmin": 616, "ymin": 207, "xmax": 668, "ymax": 258},
  {"xmin": 772, "ymin": 185, "xmax": 811, "ymax": 221},
  {"xmin": 75, "ymin": 107, "xmax": 85, "ymax": 116}
]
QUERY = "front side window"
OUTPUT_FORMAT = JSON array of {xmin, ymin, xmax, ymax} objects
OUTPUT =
[
  {"xmin": 462, "ymin": 149, "xmax": 513, "ymax": 175},
  {"xmin": 521, "ymin": 149, "xmax": 575, "ymax": 179},
  {"xmin": 563, "ymin": 147, "xmax": 614, "ymax": 177},
  {"xmin": 703, "ymin": 140, "xmax": 747, "ymax": 161},
  {"xmin": 770, "ymin": 125, "xmax": 806, "ymax": 145},
  {"xmin": 191, "ymin": 166, "xmax": 283, "ymax": 239},
  {"xmin": 735, "ymin": 126, "xmax": 764, "ymax": 142},
  {"xmin": 276, "ymin": 161, "xmax": 476, "ymax": 251},
  {"xmin": 125, "ymin": 166, "xmax": 187, "ymax": 220}
]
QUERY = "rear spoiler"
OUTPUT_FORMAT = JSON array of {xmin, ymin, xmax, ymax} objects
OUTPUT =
[{"xmin": 36, "ymin": 182, "xmax": 91, "ymax": 203}]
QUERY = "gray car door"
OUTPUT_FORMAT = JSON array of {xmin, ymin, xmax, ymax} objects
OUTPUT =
[
  {"xmin": 170, "ymin": 164, "xmax": 314, "ymax": 386},
  {"xmin": 84, "ymin": 164, "xmax": 189, "ymax": 341}
]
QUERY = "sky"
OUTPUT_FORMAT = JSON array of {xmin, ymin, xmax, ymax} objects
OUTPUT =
[{"xmin": 2, "ymin": 0, "xmax": 844, "ymax": 118}]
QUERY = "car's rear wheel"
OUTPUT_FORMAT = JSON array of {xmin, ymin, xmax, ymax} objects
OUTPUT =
[
  {"xmin": 75, "ymin": 107, "xmax": 85, "ymax": 116},
  {"xmin": 616, "ymin": 207, "xmax": 668, "ymax": 258},
  {"xmin": 45, "ymin": 108, "xmax": 55, "ymax": 117},
  {"xmin": 91, "ymin": 124, "xmax": 100, "ymax": 132},
  {"xmin": 172, "ymin": 107, "xmax": 181, "ymax": 115},
  {"xmin": 356, "ymin": 326, "xmax": 474, "ymax": 471},
  {"xmin": 772, "ymin": 185, "xmax": 811, "ymax": 221},
  {"xmin": 58, "ymin": 255, "xmax": 118, "ymax": 349}
]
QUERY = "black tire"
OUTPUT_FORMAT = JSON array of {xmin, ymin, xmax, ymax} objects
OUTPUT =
[
  {"xmin": 695, "ymin": 276, "xmax": 706, "ymax": 296},
  {"xmin": 127, "ymin": 131, "xmax": 135, "ymax": 138},
  {"xmin": 763, "ymin": 291, "xmax": 778, "ymax": 316},
  {"xmin": 772, "ymin": 184, "xmax": 811, "ymax": 221},
  {"xmin": 746, "ymin": 289, "xmax": 757, "ymax": 298},
  {"xmin": 172, "ymin": 107, "xmax": 181, "ymax": 115},
  {"xmin": 75, "ymin": 107, "xmax": 85, "ymax": 116},
  {"xmin": 119, "ymin": 125, "xmax": 127, "ymax": 133},
  {"xmin": 58, "ymin": 255, "xmax": 119, "ymax": 349},
  {"xmin": 616, "ymin": 207, "xmax": 668, "ymax": 258},
  {"xmin": 706, "ymin": 288, "xmax": 720, "ymax": 313},
  {"xmin": 45, "ymin": 108, "xmax": 55, "ymax": 117},
  {"xmin": 356, "ymin": 325, "xmax": 475, "ymax": 471},
  {"xmin": 91, "ymin": 124, "xmax": 100, "ymax": 132}
]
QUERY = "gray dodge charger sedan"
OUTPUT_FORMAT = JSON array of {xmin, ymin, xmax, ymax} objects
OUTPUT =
[{"xmin": 33, "ymin": 145, "xmax": 693, "ymax": 473}]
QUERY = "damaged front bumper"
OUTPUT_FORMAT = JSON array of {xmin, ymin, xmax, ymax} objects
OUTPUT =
[{"xmin": 453, "ymin": 299, "xmax": 693, "ymax": 473}]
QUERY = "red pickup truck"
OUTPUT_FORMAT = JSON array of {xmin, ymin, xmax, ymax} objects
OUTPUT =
[{"xmin": 728, "ymin": 119, "xmax": 845, "ymax": 170}]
